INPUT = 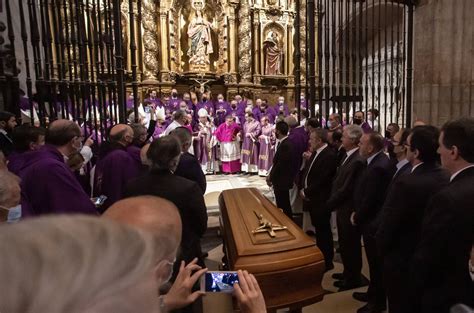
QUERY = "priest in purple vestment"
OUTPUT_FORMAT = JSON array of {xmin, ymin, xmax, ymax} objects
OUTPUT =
[
  {"xmin": 285, "ymin": 116, "xmax": 309, "ymax": 181},
  {"xmin": 228, "ymin": 100, "xmax": 244, "ymax": 125},
  {"xmin": 196, "ymin": 93, "xmax": 214, "ymax": 117},
  {"xmin": 168, "ymin": 88, "xmax": 181, "ymax": 112},
  {"xmin": 258, "ymin": 116, "xmax": 275, "ymax": 176},
  {"xmin": 352, "ymin": 110, "xmax": 372, "ymax": 133},
  {"xmin": 195, "ymin": 108, "xmax": 216, "ymax": 173},
  {"xmin": 7, "ymin": 125, "xmax": 46, "ymax": 176},
  {"xmin": 214, "ymin": 115, "xmax": 241, "ymax": 174},
  {"xmin": 144, "ymin": 89, "xmax": 162, "ymax": 108},
  {"xmin": 19, "ymin": 120, "xmax": 98, "ymax": 217},
  {"xmin": 94, "ymin": 124, "xmax": 140, "ymax": 212},
  {"xmin": 273, "ymin": 96, "xmax": 290, "ymax": 118},
  {"xmin": 241, "ymin": 112, "xmax": 261, "ymax": 174},
  {"xmin": 214, "ymin": 94, "xmax": 230, "ymax": 126}
]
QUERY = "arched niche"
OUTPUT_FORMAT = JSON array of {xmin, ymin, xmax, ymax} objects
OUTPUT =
[{"xmin": 262, "ymin": 22, "xmax": 286, "ymax": 76}]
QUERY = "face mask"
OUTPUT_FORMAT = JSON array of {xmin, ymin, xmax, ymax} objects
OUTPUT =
[
  {"xmin": 218, "ymin": 99, "xmax": 223, "ymax": 103},
  {"xmin": 385, "ymin": 131, "xmax": 391, "ymax": 138},
  {"xmin": 202, "ymin": 97, "xmax": 207, "ymax": 101},
  {"xmin": 279, "ymin": 100, "xmax": 284, "ymax": 104},
  {"xmin": 300, "ymin": 96, "xmax": 305, "ymax": 100},
  {"xmin": 231, "ymin": 104, "xmax": 236, "ymax": 109},
  {"xmin": 353, "ymin": 118, "xmax": 362, "ymax": 125},
  {"xmin": 326, "ymin": 120, "xmax": 332, "ymax": 128},
  {"xmin": 3, "ymin": 205, "xmax": 22, "ymax": 223},
  {"xmin": 73, "ymin": 138, "xmax": 83, "ymax": 152},
  {"xmin": 172, "ymin": 93, "xmax": 178, "ymax": 98}
]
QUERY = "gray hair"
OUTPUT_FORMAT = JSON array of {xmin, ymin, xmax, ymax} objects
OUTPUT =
[
  {"xmin": 344, "ymin": 124, "xmax": 363, "ymax": 143},
  {"xmin": 0, "ymin": 215, "xmax": 171, "ymax": 313}
]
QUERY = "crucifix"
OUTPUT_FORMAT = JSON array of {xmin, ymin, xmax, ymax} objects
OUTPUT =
[
  {"xmin": 190, "ymin": 74, "xmax": 215, "ymax": 94},
  {"xmin": 251, "ymin": 210, "xmax": 288, "ymax": 238}
]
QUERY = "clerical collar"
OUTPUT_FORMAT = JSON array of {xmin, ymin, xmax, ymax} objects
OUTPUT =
[
  {"xmin": 450, "ymin": 164, "xmax": 474, "ymax": 182},
  {"xmin": 411, "ymin": 162, "xmax": 424, "ymax": 173},
  {"xmin": 367, "ymin": 150, "xmax": 383, "ymax": 165}
]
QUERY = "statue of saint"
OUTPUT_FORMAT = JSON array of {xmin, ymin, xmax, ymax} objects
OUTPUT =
[
  {"xmin": 187, "ymin": 0, "xmax": 214, "ymax": 69},
  {"xmin": 263, "ymin": 31, "xmax": 283, "ymax": 75}
]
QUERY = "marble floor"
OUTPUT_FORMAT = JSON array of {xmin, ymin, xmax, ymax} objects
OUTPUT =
[{"xmin": 201, "ymin": 174, "xmax": 374, "ymax": 313}]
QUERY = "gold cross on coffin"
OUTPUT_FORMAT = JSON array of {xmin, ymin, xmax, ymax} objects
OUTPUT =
[{"xmin": 251, "ymin": 211, "xmax": 288, "ymax": 238}]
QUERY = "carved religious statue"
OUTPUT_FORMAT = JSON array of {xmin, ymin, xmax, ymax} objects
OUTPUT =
[
  {"xmin": 263, "ymin": 31, "xmax": 283, "ymax": 75},
  {"xmin": 187, "ymin": 0, "xmax": 215, "ymax": 72}
]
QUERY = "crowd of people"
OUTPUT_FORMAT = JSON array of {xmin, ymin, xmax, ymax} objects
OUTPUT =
[{"xmin": 0, "ymin": 88, "xmax": 473, "ymax": 313}]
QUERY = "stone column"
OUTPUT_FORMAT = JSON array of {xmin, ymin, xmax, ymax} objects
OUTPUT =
[
  {"xmin": 228, "ymin": 4, "xmax": 238, "ymax": 73},
  {"xmin": 238, "ymin": 0, "xmax": 252, "ymax": 83},
  {"xmin": 141, "ymin": 0, "xmax": 159, "ymax": 81},
  {"xmin": 412, "ymin": 0, "xmax": 474, "ymax": 125}
]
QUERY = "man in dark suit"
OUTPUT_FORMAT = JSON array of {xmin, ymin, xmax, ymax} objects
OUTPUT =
[
  {"xmin": 351, "ymin": 132, "xmax": 392, "ymax": 313},
  {"xmin": 412, "ymin": 118, "xmax": 474, "ymax": 313},
  {"xmin": 124, "ymin": 136, "xmax": 208, "ymax": 271},
  {"xmin": 327, "ymin": 125, "xmax": 366, "ymax": 291},
  {"xmin": 171, "ymin": 127, "xmax": 207, "ymax": 194},
  {"xmin": 0, "ymin": 111, "xmax": 17, "ymax": 157},
  {"xmin": 267, "ymin": 121, "xmax": 295, "ymax": 219},
  {"xmin": 300, "ymin": 128, "xmax": 338, "ymax": 271},
  {"xmin": 328, "ymin": 129, "xmax": 345, "ymax": 166},
  {"xmin": 376, "ymin": 125, "xmax": 450, "ymax": 313}
]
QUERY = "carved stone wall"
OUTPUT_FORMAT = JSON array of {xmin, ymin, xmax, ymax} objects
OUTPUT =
[{"xmin": 141, "ymin": 0, "xmax": 159, "ymax": 80}]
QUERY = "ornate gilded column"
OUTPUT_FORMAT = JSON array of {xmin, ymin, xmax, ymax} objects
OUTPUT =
[
  {"xmin": 252, "ymin": 9, "xmax": 261, "ymax": 84},
  {"xmin": 228, "ymin": 3, "xmax": 238, "ymax": 74},
  {"xmin": 159, "ymin": 9, "xmax": 170, "ymax": 81},
  {"xmin": 238, "ymin": 0, "xmax": 252, "ymax": 83},
  {"xmin": 299, "ymin": 1, "xmax": 307, "ymax": 83},
  {"xmin": 141, "ymin": 0, "xmax": 159, "ymax": 81}
]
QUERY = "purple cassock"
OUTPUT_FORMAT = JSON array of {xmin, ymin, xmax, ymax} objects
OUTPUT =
[
  {"xmin": 241, "ymin": 119, "xmax": 261, "ymax": 173},
  {"xmin": 258, "ymin": 124, "xmax": 275, "ymax": 176},
  {"xmin": 152, "ymin": 123, "xmax": 167, "ymax": 139},
  {"xmin": 228, "ymin": 106, "xmax": 244, "ymax": 125},
  {"xmin": 237, "ymin": 100, "xmax": 247, "ymax": 112},
  {"xmin": 214, "ymin": 122, "xmax": 241, "ymax": 173},
  {"xmin": 254, "ymin": 106, "xmax": 276, "ymax": 124},
  {"xmin": 168, "ymin": 98, "xmax": 181, "ymax": 112},
  {"xmin": 195, "ymin": 121, "xmax": 216, "ymax": 173},
  {"xmin": 360, "ymin": 121, "xmax": 372, "ymax": 133},
  {"xmin": 288, "ymin": 126, "xmax": 309, "ymax": 182},
  {"xmin": 273, "ymin": 103, "xmax": 290, "ymax": 117},
  {"xmin": 214, "ymin": 101, "xmax": 230, "ymax": 126},
  {"xmin": 196, "ymin": 101, "xmax": 214, "ymax": 117},
  {"xmin": 18, "ymin": 145, "xmax": 98, "ymax": 217},
  {"xmin": 7, "ymin": 150, "xmax": 36, "ymax": 177},
  {"xmin": 94, "ymin": 145, "xmax": 141, "ymax": 212},
  {"xmin": 126, "ymin": 145, "xmax": 142, "ymax": 167},
  {"xmin": 145, "ymin": 97, "xmax": 162, "ymax": 108}
]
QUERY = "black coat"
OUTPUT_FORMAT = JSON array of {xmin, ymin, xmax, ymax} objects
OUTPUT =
[
  {"xmin": 327, "ymin": 149, "xmax": 366, "ymax": 211},
  {"xmin": 412, "ymin": 166, "xmax": 474, "ymax": 313},
  {"xmin": 0, "ymin": 132, "xmax": 13, "ymax": 156},
  {"xmin": 353, "ymin": 152, "xmax": 393, "ymax": 231},
  {"xmin": 174, "ymin": 152, "xmax": 207, "ymax": 194},
  {"xmin": 300, "ymin": 146, "xmax": 337, "ymax": 213},
  {"xmin": 124, "ymin": 169, "xmax": 208, "ymax": 264},
  {"xmin": 269, "ymin": 138, "xmax": 295, "ymax": 190},
  {"xmin": 376, "ymin": 163, "xmax": 449, "ymax": 268}
]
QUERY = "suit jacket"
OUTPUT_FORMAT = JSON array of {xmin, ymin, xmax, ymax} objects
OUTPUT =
[
  {"xmin": 174, "ymin": 152, "xmax": 207, "ymax": 194},
  {"xmin": 270, "ymin": 138, "xmax": 295, "ymax": 190},
  {"xmin": 300, "ymin": 146, "xmax": 337, "ymax": 213},
  {"xmin": 376, "ymin": 163, "xmax": 449, "ymax": 270},
  {"xmin": 124, "ymin": 169, "xmax": 208, "ymax": 264},
  {"xmin": 0, "ymin": 131, "xmax": 13, "ymax": 156},
  {"xmin": 412, "ymin": 166, "xmax": 474, "ymax": 312},
  {"xmin": 327, "ymin": 148, "xmax": 366, "ymax": 211},
  {"xmin": 353, "ymin": 151, "xmax": 392, "ymax": 231}
]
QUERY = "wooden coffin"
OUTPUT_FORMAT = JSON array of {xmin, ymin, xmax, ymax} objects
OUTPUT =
[{"xmin": 218, "ymin": 188, "xmax": 326, "ymax": 310}]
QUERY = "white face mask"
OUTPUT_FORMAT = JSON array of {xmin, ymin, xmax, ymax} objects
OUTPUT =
[
  {"xmin": 2, "ymin": 205, "xmax": 22, "ymax": 223},
  {"xmin": 327, "ymin": 120, "xmax": 332, "ymax": 128}
]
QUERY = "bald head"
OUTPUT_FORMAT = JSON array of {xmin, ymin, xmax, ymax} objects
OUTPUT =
[
  {"xmin": 109, "ymin": 124, "xmax": 133, "ymax": 146},
  {"xmin": 46, "ymin": 119, "xmax": 81, "ymax": 146},
  {"xmin": 104, "ymin": 196, "xmax": 182, "ymax": 249},
  {"xmin": 284, "ymin": 116, "xmax": 298, "ymax": 128}
]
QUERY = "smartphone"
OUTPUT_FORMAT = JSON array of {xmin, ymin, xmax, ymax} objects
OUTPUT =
[{"xmin": 200, "ymin": 271, "xmax": 239, "ymax": 293}]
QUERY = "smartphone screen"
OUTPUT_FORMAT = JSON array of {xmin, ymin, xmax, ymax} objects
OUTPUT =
[{"xmin": 201, "ymin": 271, "xmax": 239, "ymax": 293}]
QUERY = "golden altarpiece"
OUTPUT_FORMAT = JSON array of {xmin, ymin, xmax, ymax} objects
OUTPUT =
[{"xmin": 121, "ymin": 0, "xmax": 309, "ymax": 103}]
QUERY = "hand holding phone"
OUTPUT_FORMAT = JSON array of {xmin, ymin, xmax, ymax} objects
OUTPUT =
[{"xmin": 200, "ymin": 271, "xmax": 239, "ymax": 293}]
